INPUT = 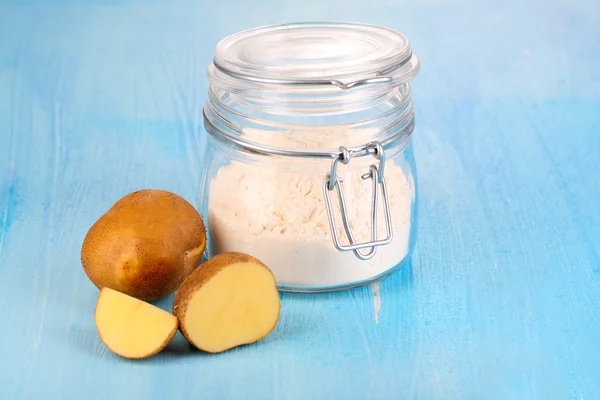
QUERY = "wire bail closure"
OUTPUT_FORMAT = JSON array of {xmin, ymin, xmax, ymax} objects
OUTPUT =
[{"xmin": 322, "ymin": 142, "xmax": 394, "ymax": 260}]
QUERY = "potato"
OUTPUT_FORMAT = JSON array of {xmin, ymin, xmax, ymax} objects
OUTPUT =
[
  {"xmin": 94, "ymin": 287, "xmax": 178, "ymax": 359},
  {"xmin": 173, "ymin": 252, "xmax": 281, "ymax": 353},
  {"xmin": 81, "ymin": 189, "xmax": 206, "ymax": 301}
]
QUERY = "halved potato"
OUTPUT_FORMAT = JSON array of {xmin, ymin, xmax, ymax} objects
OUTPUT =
[{"xmin": 173, "ymin": 252, "xmax": 280, "ymax": 353}]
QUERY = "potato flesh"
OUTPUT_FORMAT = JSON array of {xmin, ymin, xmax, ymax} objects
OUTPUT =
[
  {"xmin": 95, "ymin": 288, "xmax": 177, "ymax": 358},
  {"xmin": 183, "ymin": 262, "xmax": 280, "ymax": 353}
]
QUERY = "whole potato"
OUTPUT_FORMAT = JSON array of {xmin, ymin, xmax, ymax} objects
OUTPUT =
[{"xmin": 81, "ymin": 189, "xmax": 206, "ymax": 301}]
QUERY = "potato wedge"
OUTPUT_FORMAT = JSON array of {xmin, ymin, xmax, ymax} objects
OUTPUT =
[{"xmin": 95, "ymin": 287, "xmax": 178, "ymax": 359}]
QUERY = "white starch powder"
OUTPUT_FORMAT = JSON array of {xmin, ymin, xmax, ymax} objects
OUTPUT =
[{"xmin": 207, "ymin": 156, "xmax": 413, "ymax": 288}]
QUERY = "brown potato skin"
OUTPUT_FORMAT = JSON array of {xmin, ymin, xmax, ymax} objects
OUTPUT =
[
  {"xmin": 81, "ymin": 189, "xmax": 206, "ymax": 301},
  {"xmin": 172, "ymin": 252, "xmax": 281, "ymax": 352}
]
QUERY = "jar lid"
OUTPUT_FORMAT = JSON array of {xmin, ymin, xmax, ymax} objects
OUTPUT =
[{"xmin": 212, "ymin": 22, "xmax": 419, "ymax": 89}]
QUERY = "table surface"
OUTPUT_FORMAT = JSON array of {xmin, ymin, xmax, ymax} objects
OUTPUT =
[{"xmin": 1, "ymin": 0, "xmax": 599, "ymax": 399}]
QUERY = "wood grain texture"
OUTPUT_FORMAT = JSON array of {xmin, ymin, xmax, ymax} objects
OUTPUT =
[{"xmin": 0, "ymin": 0, "xmax": 599, "ymax": 399}]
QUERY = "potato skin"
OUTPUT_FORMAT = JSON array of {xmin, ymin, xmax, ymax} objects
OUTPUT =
[
  {"xmin": 81, "ymin": 189, "xmax": 206, "ymax": 301},
  {"xmin": 172, "ymin": 252, "xmax": 280, "ymax": 351}
]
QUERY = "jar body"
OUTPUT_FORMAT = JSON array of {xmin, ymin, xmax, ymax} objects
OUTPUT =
[
  {"xmin": 198, "ymin": 129, "xmax": 417, "ymax": 292},
  {"xmin": 199, "ymin": 22, "xmax": 420, "ymax": 292}
]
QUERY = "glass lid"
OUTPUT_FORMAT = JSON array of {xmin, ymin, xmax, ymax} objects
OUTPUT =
[{"xmin": 212, "ymin": 22, "xmax": 419, "ymax": 88}]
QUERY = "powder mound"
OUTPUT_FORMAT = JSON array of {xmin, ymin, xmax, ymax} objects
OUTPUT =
[{"xmin": 207, "ymin": 160, "xmax": 413, "ymax": 288}]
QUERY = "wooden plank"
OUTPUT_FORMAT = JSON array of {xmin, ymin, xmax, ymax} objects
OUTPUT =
[{"xmin": 0, "ymin": 1, "xmax": 599, "ymax": 399}]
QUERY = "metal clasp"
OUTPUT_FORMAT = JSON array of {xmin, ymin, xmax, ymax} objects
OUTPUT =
[{"xmin": 322, "ymin": 142, "xmax": 393, "ymax": 260}]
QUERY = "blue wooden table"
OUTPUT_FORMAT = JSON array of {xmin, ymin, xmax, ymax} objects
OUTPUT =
[{"xmin": 1, "ymin": 1, "xmax": 599, "ymax": 399}]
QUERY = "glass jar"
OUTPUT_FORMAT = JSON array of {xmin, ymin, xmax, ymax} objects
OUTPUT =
[{"xmin": 199, "ymin": 22, "xmax": 420, "ymax": 292}]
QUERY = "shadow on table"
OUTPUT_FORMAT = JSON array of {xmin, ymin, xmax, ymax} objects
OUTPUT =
[{"xmin": 64, "ymin": 260, "xmax": 414, "ymax": 363}]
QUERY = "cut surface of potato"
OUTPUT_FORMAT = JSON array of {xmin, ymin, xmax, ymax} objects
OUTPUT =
[
  {"xmin": 173, "ymin": 252, "xmax": 280, "ymax": 353},
  {"xmin": 95, "ymin": 287, "xmax": 178, "ymax": 359}
]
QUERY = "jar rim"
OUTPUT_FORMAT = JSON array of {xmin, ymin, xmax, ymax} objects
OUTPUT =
[
  {"xmin": 203, "ymin": 106, "xmax": 415, "ymax": 160},
  {"xmin": 211, "ymin": 22, "xmax": 419, "ymax": 90}
]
